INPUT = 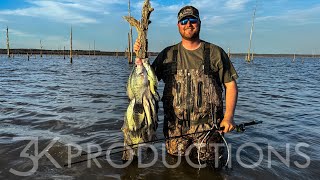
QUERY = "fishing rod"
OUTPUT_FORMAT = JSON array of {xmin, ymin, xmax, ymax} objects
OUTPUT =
[
  {"xmin": 64, "ymin": 120, "xmax": 262, "ymax": 167},
  {"xmin": 79, "ymin": 120, "xmax": 262, "ymax": 156}
]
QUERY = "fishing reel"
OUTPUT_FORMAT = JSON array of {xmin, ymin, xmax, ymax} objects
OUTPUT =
[
  {"xmin": 236, "ymin": 120, "xmax": 262, "ymax": 133},
  {"xmin": 236, "ymin": 123, "xmax": 246, "ymax": 132}
]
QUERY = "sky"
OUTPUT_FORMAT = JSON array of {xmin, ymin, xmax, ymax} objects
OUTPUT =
[{"xmin": 0, "ymin": 0, "xmax": 319, "ymax": 54}]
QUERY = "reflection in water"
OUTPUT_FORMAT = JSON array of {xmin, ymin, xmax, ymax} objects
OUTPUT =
[{"xmin": 0, "ymin": 55, "xmax": 320, "ymax": 179}]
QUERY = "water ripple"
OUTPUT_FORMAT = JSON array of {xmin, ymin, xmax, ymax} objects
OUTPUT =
[{"xmin": 0, "ymin": 56, "xmax": 319, "ymax": 179}]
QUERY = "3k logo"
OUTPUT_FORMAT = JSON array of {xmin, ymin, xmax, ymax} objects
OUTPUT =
[{"xmin": 9, "ymin": 137, "xmax": 61, "ymax": 176}]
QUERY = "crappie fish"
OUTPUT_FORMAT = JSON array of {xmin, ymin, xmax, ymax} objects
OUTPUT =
[{"xmin": 122, "ymin": 58, "xmax": 159, "ymax": 160}]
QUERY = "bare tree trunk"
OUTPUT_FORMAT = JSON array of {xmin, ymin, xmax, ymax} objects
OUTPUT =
[
  {"xmin": 129, "ymin": 27, "xmax": 133, "ymax": 62},
  {"xmin": 40, "ymin": 40, "xmax": 43, "ymax": 58},
  {"xmin": 123, "ymin": 0, "xmax": 154, "ymax": 58},
  {"xmin": 89, "ymin": 44, "xmax": 91, "ymax": 56},
  {"xmin": 93, "ymin": 40, "xmax": 96, "ymax": 58},
  {"xmin": 128, "ymin": 0, "xmax": 133, "ymax": 64},
  {"xmin": 6, "ymin": 26, "xmax": 10, "ymax": 58},
  {"xmin": 246, "ymin": 1, "xmax": 257, "ymax": 63},
  {"xmin": 128, "ymin": 32, "xmax": 132, "ymax": 63},
  {"xmin": 70, "ymin": 26, "xmax": 73, "ymax": 64}
]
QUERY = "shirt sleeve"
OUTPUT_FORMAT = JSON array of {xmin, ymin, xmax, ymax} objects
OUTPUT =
[
  {"xmin": 212, "ymin": 46, "xmax": 238, "ymax": 84},
  {"xmin": 151, "ymin": 49, "xmax": 165, "ymax": 81},
  {"xmin": 151, "ymin": 46, "xmax": 174, "ymax": 81}
]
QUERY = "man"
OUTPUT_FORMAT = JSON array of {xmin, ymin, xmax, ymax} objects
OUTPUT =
[{"xmin": 134, "ymin": 5, "xmax": 238, "ymax": 163}]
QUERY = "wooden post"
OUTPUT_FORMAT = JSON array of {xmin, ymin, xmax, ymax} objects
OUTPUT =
[
  {"xmin": 128, "ymin": 0, "xmax": 133, "ymax": 64},
  {"xmin": 251, "ymin": 51, "xmax": 254, "ymax": 61},
  {"xmin": 89, "ymin": 43, "xmax": 91, "ymax": 56},
  {"xmin": 129, "ymin": 28, "xmax": 133, "ymax": 63},
  {"xmin": 6, "ymin": 26, "xmax": 10, "ymax": 58},
  {"xmin": 228, "ymin": 48, "xmax": 231, "ymax": 59},
  {"xmin": 246, "ymin": 0, "xmax": 257, "ymax": 63},
  {"xmin": 29, "ymin": 49, "xmax": 33, "ymax": 59},
  {"xmin": 40, "ymin": 40, "xmax": 43, "ymax": 58},
  {"xmin": 125, "ymin": 47, "xmax": 128, "ymax": 59},
  {"xmin": 128, "ymin": 32, "xmax": 132, "ymax": 63},
  {"xmin": 70, "ymin": 26, "xmax": 73, "ymax": 64},
  {"xmin": 123, "ymin": 0, "xmax": 154, "ymax": 59},
  {"xmin": 93, "ymin": 40, "xmax": 96, "ymax": 58}
]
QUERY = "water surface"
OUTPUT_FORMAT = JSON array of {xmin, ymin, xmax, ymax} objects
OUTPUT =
[{"xmin": 0, "ymin": 55, "xmax": 319, "ymax": 179}]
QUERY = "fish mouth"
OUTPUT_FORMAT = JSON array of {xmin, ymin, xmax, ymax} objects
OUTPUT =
[{"xmin": 135, "ymin": 65, "xmax": 144, "ymax": 75}]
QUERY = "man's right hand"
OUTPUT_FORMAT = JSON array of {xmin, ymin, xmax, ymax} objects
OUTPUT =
[
  {"xmin": 134, "ymin": 40, "xmax": 142, "ymax": 65},
  {"xmin": 134, "ymin": 40, "xmax": 141, "ymax": 54}
]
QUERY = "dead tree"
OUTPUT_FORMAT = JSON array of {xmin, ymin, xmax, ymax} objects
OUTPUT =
[
  {"xmin": 6, "ymin": 26, "xmax": 10, "ymax": 58},
  {"xmin": 40, "ymin": 40, "xmax": 43, "ymax": 58},
  {"xmin": 123, "ymin": 0, "xmax": 153, "ymax": 59},
  {"xmin": 246, "ymin": 0, "xmax": 257, "ymax": 63},
  {"xmin": 127, "ymin": 0, "xmax": 133, "ymax": 64},
  {"xmin": 70, "ymin": 26, "xmax": 73, "ymax": 64}
]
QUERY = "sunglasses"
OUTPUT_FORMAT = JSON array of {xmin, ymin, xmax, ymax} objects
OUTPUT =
[{"xmin": 179, "ymin": 18, "xmax": 199, "ymax": 25}]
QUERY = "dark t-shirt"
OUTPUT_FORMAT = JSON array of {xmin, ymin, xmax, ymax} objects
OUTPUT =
[{"xmin": 151, "ymin": 41, "xmax": 238, "ymax": 86}]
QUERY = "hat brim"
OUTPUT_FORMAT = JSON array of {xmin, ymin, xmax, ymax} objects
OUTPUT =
[{"xmin": 178, "ymin": 14, "xmax": 199, "ymax": 22}]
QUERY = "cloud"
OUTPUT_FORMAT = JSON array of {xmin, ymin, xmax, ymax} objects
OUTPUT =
[
  {"xmin": 6, "ymin": 28, "xmax": 36, "ymax": 38},
  {"xmin": 0, "ymin": 0, "xmax": 127, "ymax": 24},
  {"xmin": 189, "ymin": 0, "xmax": 221, "ymax": 9},
  {"xmin": 1, "ymin": 27, "xmax": 74, "ymax": 49},
  {"xmin": 256, "ymin": 15, "xmax": 276, "ymax": 22},
  {"xmin": 257, "ymin": 4, "xmax": 320, "ymax": 25},
  {"xmin": 125, "ymin": 0, "xmax": 252, "ymax": 28},
  {"xmin": 0, "ymin": 18, "xmax": 7, "ymax": 22},
  {"xmin": 189, "ymin": 0, "xmax": 250, "ymax": 11},
  {"xmin": 129, "ymin": 1, "xmax": 187, "ymax": 27},
  {"xmin": 0, "ymin": 1, "xmax": 96, "ymax": 24},
  {"xmin": 225, "ymin": 0, "xmax": 250, "ymax": 10},
  {"xmin": 285, "ymin": 5, "xmax": 320, "ymax": 24},
  {"xmin": 186, "ymin": 0, "xmax": 251, "ymax": 26},
  {"xmin": 203, "ymin": 15, "xmax": 226, "ymax": 26}
]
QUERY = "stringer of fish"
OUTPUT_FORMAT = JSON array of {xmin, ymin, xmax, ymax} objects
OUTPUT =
[{"xmin": 121, "ymin": 59, "xmax": 159, "ymax": 160}]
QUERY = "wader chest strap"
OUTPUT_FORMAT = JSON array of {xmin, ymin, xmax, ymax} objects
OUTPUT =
[
  {"xmin": 171, "ymin": 45, "xmax": 178, "ymax": 74},
  {"xmin": 204, "ymin": 42, "xmax": 211, "ymax": 75}
]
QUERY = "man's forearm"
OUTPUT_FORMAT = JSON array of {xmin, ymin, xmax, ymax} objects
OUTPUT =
[{"xmin": 224, "ymin": 80, "xmax": 238, "ymax": 121}]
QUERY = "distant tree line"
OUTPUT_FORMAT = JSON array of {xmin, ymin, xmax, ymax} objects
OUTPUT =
[
  {"xmin": 0, "ymin": 49, "xmax": 317, "ymax": 58},
  {"xmin": 0, "ymin": 49, "xmax": 159, "ymax": 56}
]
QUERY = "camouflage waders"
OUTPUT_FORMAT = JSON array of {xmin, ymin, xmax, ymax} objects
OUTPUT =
[
  {"xmin": 165, "ymin": 120, "xmax": 224, "ymax": 162},
  {"xmin": 162, "ymin": 42, "xmax": 225, "ymax": 162}
]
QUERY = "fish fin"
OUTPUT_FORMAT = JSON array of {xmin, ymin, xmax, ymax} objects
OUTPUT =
[
  {"xmin": 127, "ymin": 99, "xmax": 136, "ymax": 131},
  {"xmin": 142, "ymin": 95, "xmax": 152, "ymax": 129},
  {"xmin": 143, "ymin": 60, "xmax": 158, "ymax": 96},
  {"xmin": 127, "ymin": 68, "xmax": 135, "ymax": 100},
  {"xmin": 148, "ymin": 98, "xmax": 158, "ymax": 131}
]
